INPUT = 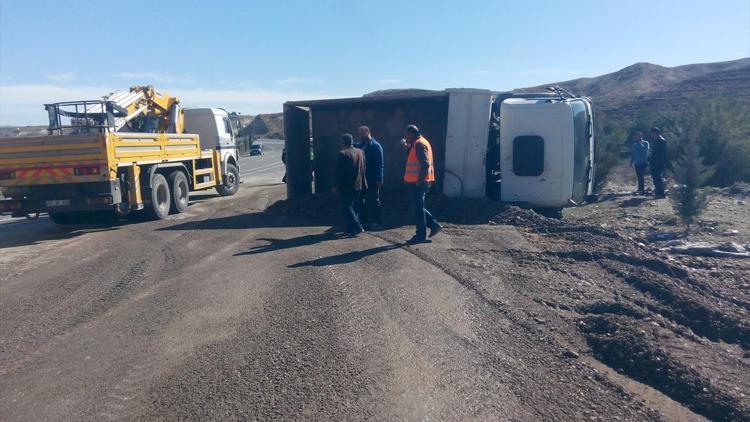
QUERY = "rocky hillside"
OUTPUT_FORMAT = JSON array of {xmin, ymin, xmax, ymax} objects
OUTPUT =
[
  {"xmin": 237, "ymin": 113, "xmax": 284, "ymax": 139},
  {"xmin": 517, "ymin": 58, "xmax": 750, "ymax": 123}
]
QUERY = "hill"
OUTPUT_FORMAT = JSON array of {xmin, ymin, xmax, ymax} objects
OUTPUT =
[
  {"xmin": 516, "ymin": 58, "xmax": 750, "ymax": 123},
  {"xmin": 237, "ymin": 113, "xmax": 284, "ymax": 139}
]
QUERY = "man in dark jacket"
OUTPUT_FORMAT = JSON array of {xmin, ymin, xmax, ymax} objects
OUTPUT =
[
  {"xmin": 334, "ymin": 133, "xmax": 366, "ymax": 235},
  {"xmin": 356, "ymin": 125, "xmax": 384, "ymax": 229},
  {"xmin": 648, "ymin": 127, "xmax": 669, "ymax": 197}
]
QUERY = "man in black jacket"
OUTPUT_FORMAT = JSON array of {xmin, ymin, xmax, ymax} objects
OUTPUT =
[
  {"xmin": 334, "ymin": 133, "xmax": 366, "ymax": 235},
  {"xmin": 648, "ymin": 127, "xmax": 669, "ymax": 197}
]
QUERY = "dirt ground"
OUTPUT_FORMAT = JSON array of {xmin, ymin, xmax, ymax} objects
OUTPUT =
[
  {"xmin": 270, "ymin": 177, "xmax": 750, "ymax": 420},
  {"xmin": 1, "ymin": 173, "xmax": 747, "ymax": 420}
]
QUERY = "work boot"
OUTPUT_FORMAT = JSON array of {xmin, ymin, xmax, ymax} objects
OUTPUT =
[{"xmin": 429, "ymin": 222, "xmax": 442, "ymax": 238}]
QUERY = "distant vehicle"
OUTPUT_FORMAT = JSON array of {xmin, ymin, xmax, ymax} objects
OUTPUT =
[{"xmin": 249, "ymin": 143, "xmax": 264, "ymax": 156}]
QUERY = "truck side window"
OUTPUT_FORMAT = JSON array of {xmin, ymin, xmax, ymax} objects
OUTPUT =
[
  {"xmin": 223, "ymin": 117, "xmax": 232, "ymax": 134},
  {"xmin": 513, "ymin": 136, "xmax": 544, "ymax": 176}
]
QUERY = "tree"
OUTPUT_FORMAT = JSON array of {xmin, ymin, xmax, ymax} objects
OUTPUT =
[{"xmin": 669, "ymin": 136, "xmax": 714, "ymax": 230}]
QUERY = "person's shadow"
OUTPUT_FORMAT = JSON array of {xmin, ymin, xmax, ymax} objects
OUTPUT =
[
  {"xmin": 287, "ymin": 244, "xmax": 402, "ymax": 268},
  {"xmin": 618, "ymin": 197, "xmax": 651, "ymax": 208},
  {"xmin": 234, "ymin": 230, "xmax": 346, "ymax": 256}
]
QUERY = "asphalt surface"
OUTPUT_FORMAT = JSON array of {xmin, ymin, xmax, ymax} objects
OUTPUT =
[
  {"xmin": 0, "ymin": 143, "xmax": 707, "ymax": 421},
  {"xmin": 0, "ymin": 145, "xmax": 520, "ymax": 421}
]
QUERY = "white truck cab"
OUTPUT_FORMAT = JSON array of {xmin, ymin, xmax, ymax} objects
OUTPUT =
[
  {"xmin": 183, "ymin": 108, "xmax": 240, "ymax": 193},
  {"xmin": 499, "ymin": 97, "xmax": 594, "ymax": 208},
  {"xmin": 443, "ymin": 89, "xmax": 595, "ymax": 212}
]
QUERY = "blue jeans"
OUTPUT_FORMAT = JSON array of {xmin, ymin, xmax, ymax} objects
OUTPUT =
[
  {"xmin": 634, "ymin": 163, "xmax": 647, "ymax": 191},
  {"xmin": 340, "ymin": 190, "xmax": 362, "ymax": 233},
  {"xmin": 411, "ymin": 182, "xmax": 436, "ymax": 239}
]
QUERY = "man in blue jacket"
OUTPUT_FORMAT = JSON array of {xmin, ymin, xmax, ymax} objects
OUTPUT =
[
  {"xmin": 356, "ymin": 126, "xmax": 384, "ymax": 229},
  {"xmin": 629, "ymin": 131, "xmax": 650, "ymax": 193}
]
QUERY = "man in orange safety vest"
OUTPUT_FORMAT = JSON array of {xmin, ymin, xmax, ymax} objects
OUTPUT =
[{"xmin": 403, "ymin": 125, "xmax": 442, "ymax": 243}]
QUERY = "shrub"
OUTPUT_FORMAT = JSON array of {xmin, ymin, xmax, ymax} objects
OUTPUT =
[{"xmin": 669, "ymin": 137, "xmax": 714, "ymax": 229}]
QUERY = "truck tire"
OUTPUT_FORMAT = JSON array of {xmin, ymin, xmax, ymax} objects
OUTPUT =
[
  {"xmin": 216, "ymin": 163, "xmax": 239, "ymax": 196},
  {"xmin": 167, "ymin": 170, "xmax": 189, "ymax": 214},
  {"xmin": 146, "ymin": 173, "xmax": 171, "ymax": 220}
]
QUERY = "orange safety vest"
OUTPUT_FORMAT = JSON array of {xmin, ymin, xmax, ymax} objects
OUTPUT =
[{"xmin": 404, "ymin": 136, "xmax": 435, "ymax": 183}]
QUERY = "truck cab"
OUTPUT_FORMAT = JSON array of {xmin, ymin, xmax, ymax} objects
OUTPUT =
[
  {"xmin": 183, "ymin": 108, "xmax": 240, "ymax": 179},
  {"xmin": 499, "ymin": 97, "xmax": 595, "ymax": 208}
]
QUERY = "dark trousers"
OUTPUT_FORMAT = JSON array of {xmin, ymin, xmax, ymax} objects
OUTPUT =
[
  {"xmin": 357, "ymin": 184, "xmax": 382, "ymax": 224},
  {"xmin": 411, "ymin": 182, "xmax": 436, "ymax": 239},
  {"xmin": 634, "ymin": 164, "xmax": 647, "ymax": 191},
  {"xmin": 340, "ymin": 190, "xmax": 362, "ymax": 233},
  {"xmin": 651, "ymin": 162, "xmax": 665, "ymax": 196}
]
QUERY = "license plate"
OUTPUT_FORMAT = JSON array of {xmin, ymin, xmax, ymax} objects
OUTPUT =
[{"xmin": 46, "ymin": 199, "xmax": 71, "ymax": 207}]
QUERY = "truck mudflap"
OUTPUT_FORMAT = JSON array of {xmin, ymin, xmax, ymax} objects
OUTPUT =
[{"xmin": 0, "ymin": 180, "xmax": 122, "ymax": 216}]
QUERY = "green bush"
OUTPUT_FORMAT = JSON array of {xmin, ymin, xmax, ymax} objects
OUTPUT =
[
  {"xmin": 633, "ymin": 99, "xmax": 750, "ymax": 187},
  {"xmin": 669, "ymin": 136, "xmax": 714, "ymax": 229}
]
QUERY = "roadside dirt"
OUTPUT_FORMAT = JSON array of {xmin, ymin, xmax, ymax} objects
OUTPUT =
[{"xmin": 269, "ymin": 187, "xmax": 750, "ymax": 421}]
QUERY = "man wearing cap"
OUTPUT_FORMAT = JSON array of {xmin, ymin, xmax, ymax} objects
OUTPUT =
[
  {"xmin": 403, "ymin": 125, "xmax": 442, "ymax": 243},
  {"xmin": 648, "ymin": 127, "xmax": 669, "ymax": 197}
]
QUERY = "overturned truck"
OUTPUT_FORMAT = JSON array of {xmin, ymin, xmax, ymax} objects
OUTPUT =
[{"xmin": 284, "ymin": 88, "xmax": 594, "ymax": 215}]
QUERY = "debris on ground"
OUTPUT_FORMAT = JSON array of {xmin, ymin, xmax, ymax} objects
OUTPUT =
[{"xmin": 659, "ymin": 241, "xmax": 750, "ymax": 258}]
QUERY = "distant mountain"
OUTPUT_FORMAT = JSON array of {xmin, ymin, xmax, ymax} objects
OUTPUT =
[{"xmin": 516, "ymin": 58, "xmax": 750, "ymax": 124}]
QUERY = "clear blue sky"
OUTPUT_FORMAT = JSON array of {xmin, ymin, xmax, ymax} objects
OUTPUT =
[{"xmin": 1, "ymin": 0, "xmax": 748, "ymax": 125}]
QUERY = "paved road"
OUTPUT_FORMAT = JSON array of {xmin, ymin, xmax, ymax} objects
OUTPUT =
[
  {"xmin": 0, "ymin": 154, "xmax": 525, "ymax": 421},
  {"xmin": 239, "ymin": 138, "xmax": 286, "ymax": 185},
  {"xmin": 0, "ymin": 149, "xmax": 677, "ymax": 420}
]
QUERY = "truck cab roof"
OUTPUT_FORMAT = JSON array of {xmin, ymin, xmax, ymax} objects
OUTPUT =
[{"xmin": 183, "ymin": 107, "xmax": 228, "ymax": 117}]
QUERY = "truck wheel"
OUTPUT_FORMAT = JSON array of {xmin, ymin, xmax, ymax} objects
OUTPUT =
[
  {"xmin": 168, "ymin": 170, "xmax": 189, "ymax": 214},
  {"xmin": 48, "ymin": 212, "xmax": 75, "ymax": 225},
  {"xmin": 146, "ymin": 173, "xmax": 171, "ymax": 220},
  {"xmin": 216, "ymin": 163, "xmax": 239, "ymax": 196}
]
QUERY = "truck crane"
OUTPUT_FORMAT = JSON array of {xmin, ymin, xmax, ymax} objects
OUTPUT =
[{"xmin": 0, "ymin": 86, "xmax": 241, "ymax": 223}]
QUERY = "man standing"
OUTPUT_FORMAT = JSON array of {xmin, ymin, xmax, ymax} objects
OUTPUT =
[
  {"xmin": 356, "ymin": 125, "xmax": 384, "ymax": 229},
  {"xmin": 648, "ymin": 127, "xmax": 669, "ymax": 197},
  {"xmin": 629, "ymin": 131, "xmax": 650, "ymax": 193},
  {"xmin": 334, "ymin": 133, "xmax": 366, "ymax": 235},
  {"xmin": 403, "ymin": 125, "xmax": 441, "ymax": 243}
]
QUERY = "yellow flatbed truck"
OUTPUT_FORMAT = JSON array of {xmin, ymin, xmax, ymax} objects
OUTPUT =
[{"xmin": 0, "ymin": 86, "xmax": 240, "ymax": 223}]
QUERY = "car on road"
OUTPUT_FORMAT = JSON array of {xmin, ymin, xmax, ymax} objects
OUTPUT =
[{"xmin": 249, "ymin": 143, "xmax": 263, "ymax": 156}]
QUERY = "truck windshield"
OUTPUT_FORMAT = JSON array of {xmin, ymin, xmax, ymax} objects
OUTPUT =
[{"xmin": 571, "ymin": 100, "xmax": 591, "ymax": 203}]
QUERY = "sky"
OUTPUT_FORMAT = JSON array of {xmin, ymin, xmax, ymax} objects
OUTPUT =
[{"xmin": 1, "ymin": 0, "xmax": 748, "ymax": 125}]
